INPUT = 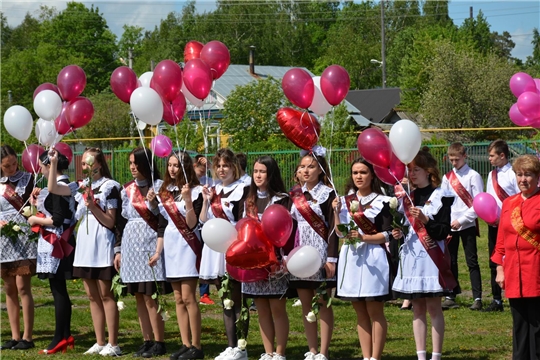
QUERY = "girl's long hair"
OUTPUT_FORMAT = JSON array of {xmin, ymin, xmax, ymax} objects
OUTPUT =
[
  {"xmin": 246, "ymin": 156, "xmax": 287, "ymax": 210},
  {"xmin": 159, "ymin": 151, "xmax": 200, "ymax": 198},
  {"xmin": 344, "ymin": 158, "xmax": 384, "ymax": 195},
  {"xmin": 130, "ymin": 147, "xmax": 161, "ymax": 184}
]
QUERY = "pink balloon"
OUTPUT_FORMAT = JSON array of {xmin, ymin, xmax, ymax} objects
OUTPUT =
[
  {"xmin": 110, "ymin": 66, "xmax": 139, "ymax": 103},
  {"xmin": 66, "ymin": 96, "xmax": 94, "ymax": 129},
  {"xmin": 150, "ymin": 135, "xmax": 173, "ymax": 158},
  {"xmin": 200, "ymin": 40, "xmax": 230, "ymax": 80},
  {"xmin": 535, "ymin": 78, "xmax": 540, "ymax": 93},
  {"xmin": 374, "ymin": 154, "xmax": 406, "ymax": 185},
  {"xmin": 473, "ymin": 192, "xmax": 499, "ymax": 224},
  {"xmin": 53, "ymin": 142, "xmax": 73, "ymax": 165},
  {"xmin": 150, "ymin": 60, "xmax": 183, "ymax": 103},
  {"xmin": 163, "ymin": 93, "xmax": 187, "ymax": 126},
  {"xmin": 320, "ymin": 65, "xmax": 350, "ymax": 106},
  {"xmin": 33, "ymin": 83, "xmax": 60, "ymax": 100},
  {"xmin": 281, "ymin": 68, "xmax": 314, "ymax": 109},
  {"xmin": 357, "ymin": 128, "xmax": 392, "ymax": 168},
  {"xmin": 184, "ymin": 40, "xmax": 204, "ymax": 63},
  {"xmin": 261, "ymin": 204, "xmax": 293, "ymax": 248},
  {"xmin": 22, "ymin": 144, "xmax": 45, "ymax": 173},
  {"xmin": 517, "ymin": 91, "xmax": 540, "ymax": 119},
  {"xmin": 183, "ymin": 59, "xmax": 213, "ymax": 100},
  {"xmin": 54, "ymin": 102, "xmax": 72, "ymax": 135},
  {"xmin": 509, "ymin": 72, "xmax": 536, "ymax": 98},
  {"xmin": 226, "ymin": 264, "xmax": 268, "ymax": 283},
  {"xmin": 509, "ymin": 103, "xmax": 539, "ymax": 127},
  {"xmin": 57, "ymin": 65, "xmax": 86, "ymax": 101}
]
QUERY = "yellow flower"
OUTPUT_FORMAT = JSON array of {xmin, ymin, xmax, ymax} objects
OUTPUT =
[
  {"xmin": 237, "ymin": 339, "xmax": 247, "ymax": 350},
  {"xmin": 22, "ymin": 206, "xmax": 36, "ymax": 217},
  {"xmin": 12, "ymin": 225, "xmax": 21, "ymax": 232}
]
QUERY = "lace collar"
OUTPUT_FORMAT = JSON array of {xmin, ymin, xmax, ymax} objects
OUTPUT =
[
  {"xmin": 215, "ymin": 179, "xmax": 242, "ymax": 194},
  {"xmin": 0, "ymin": 170, "xmax": 25, "ymax": 184},
  {"xmin": 91, "ymin": 177, "xmax": 107, "ymax": 190},
  {"xmin": 356, "ymin": 191, "xmax": 378, "ymax": 205},
  {"xmin": 302, "ymin": 181, "xmax": 323, "ymax": 195}
]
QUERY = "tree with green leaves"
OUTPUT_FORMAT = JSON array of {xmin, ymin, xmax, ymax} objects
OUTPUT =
[{"xmin": 318, "ymin": 103, "xmax": 358, "ymax": 149}]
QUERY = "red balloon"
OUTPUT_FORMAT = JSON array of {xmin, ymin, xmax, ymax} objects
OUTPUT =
[
  {"xmin": 357, "ymin": 128, "xmax": 392, "ymax": 168},
  {"xmin": 184, "ymin": 40, "xmax": 204, "ymax": 63},
  {"xmin": 200, "ymin": 40, "xmax": 230, "ymax": 80},
  {"xmin": 374, "ymin": 154, "xmax": 406, "ymax": 186},
  {"xmin": 183, "ymin": 59, "xmax": 213, "ymax": 100},
  {"xmin": 57, "ymin": 65, "xmax": 87, "ymax": 101},
  {"xmin": 33, "ymin": 83, "xmax": 60, "ymax": 100},
  {"xmin": 226, "ymin": 218, "xmax": 277, "ymax": 270},
  {"xmin": 53, "ymin": 143, "xmax": 73, "ymax": 165},
  {"xmin": 22, "ymin": 144, "xmax": 45, "ymax": 173},
  {"xmin": 276, "ymin": 107, "xmax": 320, "ymax": 151},
  {"xmin": 163, "ymin": 93, "xmax": 187, "ymax": 126},
  {"xmin": 54, "ymin": 102, "xmax": 72, "ymax": 135},
  {"xmin": 66, "ymin": 96, "xmax": 94, "ymax": 129},
  {"xmin": 150, "ymin": 60, "xmax": 183, "ymax": 103},
  {"xmin": 226, "ymin": 264, "xmax": 269, "ymax": 283},
  {"xmin": 281, "ymin": 68, "xmax": 314, "ymax": 109},
  {"xmin": 110, "ymin": 66, "xmax": 139, "ymax": 103},
  {"xmin": 261, "ymin": 204, "xmax": 293, "ymax": 248},
  {"xmin": 320, "ymin": 65, "xmax": 351, "ymax": 106}
]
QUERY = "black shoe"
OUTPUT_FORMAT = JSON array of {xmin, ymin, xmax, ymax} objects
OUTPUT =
[
  {"xmin": 142, "ymin": 342, "xmax": 166, "ymax": 358},
  {"xmin": 469, "ymin": 299, "xmax": 483, "ymax": 311},
  {"xmin": 441, "ymin": 298, "xmax": 459, "ymax": 310},
  {"xmin": 178, "ymin": 346, "xmax": 204, "ymax": 359},
  {"xmin": 482, "ymin": 300, "xmax": 503, "ymax": 312},
  {"xmin": 170, "ymin": 345, "xmax": 190, "ymax": 360},
  {"xmin": 12, "ymin": 340, "xmax": 35, "ymax": 350},
  {"xmin": 133, "ymin": 341, "xmax": 154, "ymax": 357},
  {"xmin": 0, "ymin": 339, "xmax": 19, "ymax": 350}
]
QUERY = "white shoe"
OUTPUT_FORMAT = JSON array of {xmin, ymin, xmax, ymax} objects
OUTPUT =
[
  {"xmin": 84, "ymin": 343, "xmax": 105, "ymax": 355},
  {"xmin": 225, "ymin": 347, "xmax": 248, "ymax": 360},
  {"xmin": 304, "ymin": 352, "xmax": 317, "ymax": 360},
  {"xmin": 292, "ymin": 299, "xmax": 302, "ymax": 307},
  {"xmin": 315, "ymin": 354, "xmax": 328, "ymax": 360},
  {"xmin": 273, "ymin": 353, "xmax": 286, "ymax": 360},
  {"xmin": 99, "ymin": 343, "xmax": 122, "ymax": 356},
  {"xmin": 215, "ymin": 347, "xmax": 234, "ymax": 360},
  {"xmin": 259, "ymin": 353, "xmax": 273, "ymax": 360}
]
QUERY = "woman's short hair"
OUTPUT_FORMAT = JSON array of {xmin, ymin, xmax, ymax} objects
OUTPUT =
[
  {"xmin": 513, "ymin": 154, "xmax": 540, "ymax": 176},
  {"xmin": 411, "ymin": 149, "xmax": 441, "ymax": 187},
  {"xmin": 212, "ymin": 148, "xmax": 240, "ymax": 180},
  {"xmin": 39, "ymin": 150, "xmax": 69, "ymax": 171}
]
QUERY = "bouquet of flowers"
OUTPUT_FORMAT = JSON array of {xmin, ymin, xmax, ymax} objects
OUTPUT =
[
  {"xmin": 306, "ymin": 281, "xmax": 332, "ymax": 323},
  {"xmin": 219, "ymin": 273, "xmax": 248, "ymax": 349},
  {"xmin": 110, "ymin": 273, "xmax": 127, "ymax": 312},
  {"xmin": 2, "ymin": 212, "xmax": 39, "ymax": 244},
  {"xmin": 336, "ymin": 200, "xmax": 362, "ymax": 288},
  {"xmin": 387, "ymin": 197, "xmax": 409, "ymax": 237}
]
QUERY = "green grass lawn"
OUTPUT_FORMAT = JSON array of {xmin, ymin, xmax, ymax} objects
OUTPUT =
[{"xmin": 1, "ymin": 222, "xmax": 513, "ymax": 359}]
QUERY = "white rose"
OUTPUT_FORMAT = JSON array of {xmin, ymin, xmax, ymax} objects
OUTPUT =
[
  {"xmin": 161, "ymin": 310, "xmax": 170, "ymax": 321},
  {"xmin": 389, "ymin": 197, "xmax": 399, "ymax": 210},
  {"xmin": 117, "ymin": 301, "xmax": 125, "ymax": 311},
  {"xmin": 237, "ymin": 339, "xmax": 247, "ymax": 350},
  {"xmin": 22, "ymin": 206, "xmax": 32, "ymax": 218},
  {"xmin": 12, "ymin": 225, "xmax": 21, "ymax": 232},
  {"xmin": 305, "ymin": 311, "xmax": 317, "ymax": 323},
  {"xmin": 223, "ymin": 298, "xmax": 234, "ymax": 310},
  {"xmin": 85, "ymin": 155, "xmax": 95, "ymax": 167},
  {"xmin": 350, "ymin": 200, "xmax": 360, "ymax": 213}
]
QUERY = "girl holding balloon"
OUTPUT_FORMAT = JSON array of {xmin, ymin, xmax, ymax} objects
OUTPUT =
[
  {"xmin": 289, "ymin": 148, "xmax": 337, "ymax": 360},
  {"xmin": 241, "ymin": 155, "xmax": 296, "ymax": 360},
  {"xmin": 199, "ymin": 148, "xmax": 249, "ymax": 360},
  {"xmin": 46, "ymin": 148, "xmax": 123, "ymax": 356},
  {"xmin": 332, "ymin": 158, "xmax": 393, "ymax": 360},
  {"xmin": 157, "ymin": 151, "xmax": 204, "ymax": 360},
  {"xmin": 0, "ymin": 145, "xmax": 37, "ymax": 351}
]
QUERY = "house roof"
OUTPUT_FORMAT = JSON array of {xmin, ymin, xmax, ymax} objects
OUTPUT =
[{"xmin": 345, "ymin": 88, "xmax": 401, "ymax": 123}]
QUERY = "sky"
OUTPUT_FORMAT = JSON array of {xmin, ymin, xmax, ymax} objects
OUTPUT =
[{"xmin": 1, "ymin": 0, "xmax": 539, "ymax": 61}]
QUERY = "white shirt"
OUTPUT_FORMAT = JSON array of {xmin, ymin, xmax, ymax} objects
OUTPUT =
[
  {"xmin": 239, "ymin": 173, "xmax": 252, "ymax": 186},
  {"xmin": 441, "ymin": 164, "xmax": 483, "ymax": 231},
  {"xmin": 486, "ymin": 163, "xmax": 519, "ymax": 210}
]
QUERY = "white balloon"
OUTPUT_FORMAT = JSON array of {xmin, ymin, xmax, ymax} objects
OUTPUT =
[
  {"xmin": 201, "ymin": 218, "xmax": 238, "ymax": 253},
  {"xmin": 309, "ymin": 76, "xmax": 332, "ymax": 117},
  {"xmin": 389, "ymin": 119, "xmax": 422, "ymax": 164},
  {"xmin": 3, "ymin": 105, "xmax": 33, "ymax": 141},
  {"xmin": 35, "ymin": 118, "xmax": 59, "ymax": 147},
  {"xmin": 130, "ymin": 87, "xmax": 164, "ymax": 125},
  {"xmin": 139, "ymin": 71, "xmax": 153, "ymax": 87},
  {"xmin": 33, "ymin": 89, "xmax": 62, "ymax": 121},
  {"xmin": 286, "ymin": 245, "xmax": 322, "ymax": 278},
  {"xmin": 181, "ymin": 82, "xmax": 204, "ymax": 108},
  {"xmin": 137, "ymin": 120, "xmax": 147, "ymax": 130}
]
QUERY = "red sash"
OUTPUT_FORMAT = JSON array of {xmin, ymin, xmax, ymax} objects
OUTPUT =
[
  {"xmin": 41, "ymin": 225, "xmax": 75, "ymax": 259},
  {"xmin": 82, "ymin": 191, "xmax": 113, "ymax": 231},
  {"xmin": 161, "ymin": 191, "xmax": 202, "ymax": 271},
  {"xmin": 491, "ymin": 169, "xmax": 510, "ymax": 202},
  {"xmin": 445, "ymin": 170, "xmax": 480, "ymax": 236},
  {"xmin": 124, "ymin": 181, "xmax": 159, "ymax": 232},
  {"xmin": 0, "ymin": 183, "xmax": 25, "ymax": 214},
  {"xmin": 290, "ymin": 185, "xmax": 328, "ymax": 241},
  {"xmin": 210, "ymin": 191, "xmax": 230, "ymax": 221},
  {"xmin": 344, "ymin": 194, "xmax": 377, "ymax": 235},
  {"xmin": 403, "ymin": 194, "xmax": 457, "ymax": 290},
  {"xmin": 509, "ymin": 196, "xmax": 540, "ymax": 253}
]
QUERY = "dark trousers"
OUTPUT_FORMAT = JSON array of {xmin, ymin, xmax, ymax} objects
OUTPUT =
[
  {"xmin": 448, "ymin": 226, "xmax": 482, "ymax": 299},
  {"xmin": 488, "ymin": 226, "xmax": 503, "ymax": 301},
  {"xmin": 509, "ymin": 297, "xmax": 540, "ymax": 360},
  {"xmin": 199, "ymin": 283, "xmax": 210, "ymax": 297}
]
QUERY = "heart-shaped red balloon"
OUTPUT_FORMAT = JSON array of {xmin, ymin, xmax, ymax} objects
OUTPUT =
[
  {"xmin": 276, "ymin": 107, "xmax": 320, "ymax": 151},
  {"xmin": 226, "ymin": 218, "xmax": 277, "ymax": 270}
]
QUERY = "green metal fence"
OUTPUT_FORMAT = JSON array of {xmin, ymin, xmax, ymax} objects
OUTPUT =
[{"xmin": 55, "ymin": 140, "xmax": 537, "ymax": 194}]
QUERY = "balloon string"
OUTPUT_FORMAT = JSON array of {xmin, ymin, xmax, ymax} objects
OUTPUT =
[
  {"xmin": 199, "ymin": 111, "xmax": 210, "ymax": 186},
  {"xmin": 132, "ymin": 112, "xmax": 156, "ymax": 191},
  {"xmin": 390, "ymin": 167, "xmax": 414, "ymax": 205}
]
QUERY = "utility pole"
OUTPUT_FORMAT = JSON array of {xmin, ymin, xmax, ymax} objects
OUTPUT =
[
  {"xmin": 128, "ymin": 48, "xmax": 133, "ymax": 69},
  {"xmin": 128, "ymin": 48, "xmax": 135, "ymax": 146},
  {"xmin": 380, "ymin": 0, "xmax": 387, "ymax": 88}
]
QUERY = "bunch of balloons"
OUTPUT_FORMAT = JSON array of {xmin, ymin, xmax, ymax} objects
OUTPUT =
[
  {"xmin": 357, "ymin": 120, "xmax": 422, "ymax": 185},
  {"xmin": 508, "ymin": 72, "xmax": 540, "ymax": 127},
  {"xmin": 281, "ymin": 64, "xmax": 350, "ymax": 117},
  {"xmin": 4, "ymin": 65, "xmax": 93, "ymax": 147}
]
